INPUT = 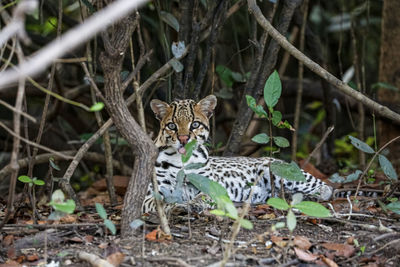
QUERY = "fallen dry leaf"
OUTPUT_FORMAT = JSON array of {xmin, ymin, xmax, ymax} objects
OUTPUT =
[
  {"xmin": 84, "ymin": 235, "xmax": 94, "ymax": 243},
  {"xmin": 294, "ymin": 247, "xmax": 318, "ymax": 262},
  {"xmin": 257, "ymin": 213, "xmax": 276, "ymax": 220},
  {"xmin": 145, "ymin": 229, "xmax": 172, "ymax": 242},
  {"xmin": 60, "ymin": 214, "xmax": 77, "ymax": 224},
  {"xmin": 26, "ymin": 254, "xmax": 39, "ymax": 262},
  {"xmin": 99, "ymin": 242, "xmax": 109, "ymax": 249},
  {"xmin": 106, "ymin": 252, "xmax": 125, "ymax": 266},
  {"xmin": 294, "ymin": 236, "xmax": 312, "ymax": 250},
  {"xmin": 69, "ymin": 237, "xmax": 83, "ymax": 243},
  {"xmin": 270, "ymin": 236, "xmax": 287, "ymax": 248},
  {"xmin": 321, "ymin": 243, "xmax": 355, "ymax": 258},
  {"xmin": 320, "ymin": 255, "xmax": 339, "ymax": 267},
  {"xmin": 3, "ymin": 235, "xmax": 14, "ymax": 247},
  {"xmin": 346, "ymin": 236, "xmax": 355, "ymax": 245}
]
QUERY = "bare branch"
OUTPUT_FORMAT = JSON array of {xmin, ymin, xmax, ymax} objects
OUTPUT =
[{"xmin": 0, "ymin": 0, "xmax": 148, "ymax": 89}]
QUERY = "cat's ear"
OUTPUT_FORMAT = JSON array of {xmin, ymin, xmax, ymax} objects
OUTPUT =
[
  {"xmin": 197, "ymin": 95, "xmax": 217, "ymax": 118},
  {"xmin": 150, "ymin": 99, "xmax": 170, "ymax": 120}
]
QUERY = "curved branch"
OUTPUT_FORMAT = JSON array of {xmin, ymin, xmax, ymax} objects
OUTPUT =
[{"xmin": 247, "ymin": 0, "xmax": 400, "ymax": 125}]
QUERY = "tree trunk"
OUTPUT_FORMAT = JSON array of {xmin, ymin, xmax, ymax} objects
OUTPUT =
[
  {"xmin": 99, "ymin": 14, "xmax": 158, "ymax": 237},
  {"xmin": 378, "ymin": 0, "xmax": 400, "ymax": 170}
]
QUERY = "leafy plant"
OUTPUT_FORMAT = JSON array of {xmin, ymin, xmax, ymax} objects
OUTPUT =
[
  {"xmin": 48, "ymin": 189, "xmax": 76, "ymax": 220},
  {"xmin": 267, "ymin": 193, "xmax": 331, "ymax": 232},
  {"xmin": 95, "ymin": 203, "xmax": 116, "ymax": 235},
  {"xmin": 161, "ymin": 140, "xmax": 253, "ymax": 229},
  {"xmin": 246, "ymin": 71, "xmax": 306, "ymax": 183}
]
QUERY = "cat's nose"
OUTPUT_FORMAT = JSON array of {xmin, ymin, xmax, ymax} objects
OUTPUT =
[{"xmin": 178, "ymin": 135, "xmax": 189, "ymax": 145}]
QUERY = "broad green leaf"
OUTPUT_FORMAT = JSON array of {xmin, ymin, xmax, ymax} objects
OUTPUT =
[
  {"xmin": 271, "ymin": 161, "xmax": 306, "ymax": 182},
  {"xmin": 329, "ymin": 173, "xmax": 346, "ymax": 183},
  {"xmin": 129, "ymin": 219, "xmax": 145, "ymax": 230},
  {"xmin": 274, "ymin": 222, "xmax": 286, "ymax": 229},
  {"xmin": 175, "ymin": 169, "xmax": 185, "ymax": 188},
  {"xmin": 170, "ymin": 58, "xmax": 184, "ymax": 73},
  {"xmin": 51, "ymin": 189, "xmax": 65, "ymax": 202},
  {"xmin": 160, "ymin": 11, "xmax": 179, "ymax": 32},
  {"xmin": 293, "ymin": 201, "xmax": 331, "ymax": 217},
  {"xmin": 272, "ymin": 110, "xmax": 282, "ymax": 126},
  {"xmin": 287, "ymin": 209, "xmax": 296, "ymax": 232},
  {"xmin": 291, "ymin": 193, "xmax": 303, "ymax": 205},
  {"xmin": 231, "ymin": 72, "xmax": 245, "ymax": 82},
  {"xmin": 104, "ymin": 219, "xmax": 117, "ymax": 235},
  {"xmin": 95, "ymin": 203, "xmax": 107, "ymax": 219},
  {"xmin": 346, "ymin": 170, "xmax": 362, "ymax": 183},
  {"xmin": 239, "ymin": 219, "xmax": 253, "ymax": 230},
  {"xmin": 89, "ymin": 102, "xmax": 104, "ymax": 112},
  {"xmin": 184, "ymin": 163, "xmax": 205, "ymax": 170},
  {"xmin": 251, "ymin": 133, "xmax": 270, "ymax": 144},
  {"xmin": 246, "ymin": 95, "xmax": 268, "ymax": 117},
  {"xmin": 379, "ymin": 155, "xmax": 398, "ymax": 180},
  {"xmin": 264, "ymin": 70, "xmax": 282, "ymax": 108},
  {"xmin": 246, "ymin": 95, "xmax": 256, "ymax": 108},
  {"xmin": 386, "ymin": 201, "xmax": 400, "ymax": 215},
  {"xmin": 50, "ymin": 199, "xmax": 76, "ymax": 214},
  {"xmin": 348, "ymin": 136, "xmax": 375, "ymax": 154},
  {"xmin": 181, "ymin": 140, "xmax": 197, "ymax": 163},
  {"xmin": 219, "ymin": 195, "xmax": 238, "ymax": 219},
  {"xmin": 277, "ymin": 120, "xmax": 294, "ymax": 131},
  {"xmin": 371, "ymin": 82, "xmax": 399, "ymax": 92},
  {"xmin": 210, "ymin": 209, "xmax": 226, "ymax": 216},
  {"xmin": 267, "ymin": 197, "xmax": 290, "ymax": 210},
  {"xmin": 18, "ymin": 175, "xmax": 32, "ymax": 183},
  {"xmin": 273, "ymin": 136, "xmax": 290, "ymax": 148},
  {"xmin": 49, "ymin": 158, "xmax": 60, "ymax": 171},
  {"xmin": 216, "ymin": 65, "xmax": 234, "ymax": 88},
  {"xmin": 33, "ymin": 179, "xmax": 45, "ymax": 186}
]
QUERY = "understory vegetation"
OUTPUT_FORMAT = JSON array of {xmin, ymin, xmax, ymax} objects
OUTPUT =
[{"xmin": 0, "ymin": 0, "xmax": 399, "ymax": 266}]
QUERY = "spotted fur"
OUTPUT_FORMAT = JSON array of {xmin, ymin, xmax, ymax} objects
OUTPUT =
[{"xmin": 143, "ymin": 95, "xmax": 333, "ymax": 213}]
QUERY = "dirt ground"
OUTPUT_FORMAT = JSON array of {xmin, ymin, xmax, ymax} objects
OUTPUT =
[{"xmin": 1, "ymin": 199, "xmax": 400, "ymax": 267}]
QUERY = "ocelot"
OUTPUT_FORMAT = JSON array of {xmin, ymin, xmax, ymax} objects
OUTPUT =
[{"xmin": 142, "ymin": 95, "xmax": 333, "ymax": 213}]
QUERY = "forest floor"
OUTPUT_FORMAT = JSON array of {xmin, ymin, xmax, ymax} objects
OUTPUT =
[{"xmin": 1, "ymin": 176, "xmax": 400, "ymax": 267}]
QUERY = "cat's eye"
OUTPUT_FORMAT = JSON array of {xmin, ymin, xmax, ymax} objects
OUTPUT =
[
  {"xmin": 191, "ymin": 121, "xmax": 200, "ymax": 129},
  {"xmin": 167, "ymin": 123, "xmax": 176, "ymax": 130}
]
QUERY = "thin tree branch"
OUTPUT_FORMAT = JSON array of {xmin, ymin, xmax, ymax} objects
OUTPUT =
[{"xmin": 247, "ymin": 0, "xmax": 400, "ymax": 125}]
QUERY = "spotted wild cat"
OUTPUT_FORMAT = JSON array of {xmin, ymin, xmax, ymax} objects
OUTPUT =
[{"xmin": 142, "ymin": 95, "xmax": 333, "ymax": 213}]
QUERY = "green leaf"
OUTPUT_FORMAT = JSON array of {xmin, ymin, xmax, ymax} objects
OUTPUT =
[
  {"xmin": 386, "ymin": 201, "xmax": 400, "ymax": 215},
  {"xmin": 184, "ymin": 163, "xmax": 205, "ymax": 170},
  {"xmin": 346, "ymin": 170, "xmax": 362, "ymax": 183},
  {"xmin": 371, "ymin": 82, "xmax": 399, "ymax": 92},
  {"xmin": 271, "ymin": 110, "xmax": 282, "ymax": 126},
  {"xmin": 210, "ymin": 209, "xmax": 226, "ymax": 216},
  {"xmin": 251, "ymin": 133, "xmax": 270, "ymax": 144},
  {"xmin": 89, "ymin": 102, "xmax": 104, "ymax": 112},
  {"xmin": 216, "ymin": 65, "xmax": 234, "ymax": 88},
  {"xmin": 271, "ymin": 161, "xmax": 306, "ymax": 182},
  {"xmin": 348, "ymin": 136, "xmax": 375, "ymax": 154},
  {"xmin": 329, "ymin": 173, "xmax": 346, "ymax": 183},
  {"xmin": 33, "ymin": 179, "xmax": 45, "ymax": 186},
  {"xmin": 104, "ymin": 219, "xmax": 116, "ymax": 235},
  {"xmin": 274, "ymin": 222, "xmax": 286, "ymax": 229},
  {"xmin": 379, "ymin": 155, "xmax": 398, "ymax": 180},
  {"xmin": 293, "ymin": 201, "xmax": 331, "ymax": 217},
  {"xmin": 287, "ymin": 209, "xmax": 296, "ymax": 232},
  {"xmin": 18, "ymin": 175, "xmax": 32, "ymax": 183},
  {"xmin": 129, "ymin": 219, "xmax": 145, "ymax": 230},
  {"xmin": 49, "ymin": 199, "xmax": 76, "ymax": 214},
  {"xmin": 267, "ymin": 198, "xmax": 290, "ymax": 210},
  {"xmin": 181, "ymin": 140, "xmax": 197, "ymax": 163},
  {"xmin": 176, "ymin": 169, "xmax": 185, "ymax": 188},
  {"xmin": 264, "ymin": 70, "xmax": 282, "ymax": 108},
  {"xmin": 239, "ymin": 218, "xmax": 253, "ymax": 230},
  {"xmin": 49, "ymin": 158, "xmax": 60, "ymax": 171},
  {"xmin": 160, "ymin": 11, "xmax": 179, "ymax": 32},
  {"xmin": 171, "ymin": 41, "xmax": 186, "ymax": 58},
  {"xmin": 273, "ymin": 136, "xmax": 290, "ymax": 148},
  {"xmin": 95, "ymin": 203, "xmax": 107, "ymax": 220},
  {"xmin": 246, "ymin": 95, "xmax": 268, "ymax": 118}
]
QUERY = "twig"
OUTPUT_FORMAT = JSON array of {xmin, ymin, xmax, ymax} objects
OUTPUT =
[
  {"xmin": 0, "ymin": 0, "xmax": 37, "ymax": 46},
  {"xmin": 0, "ymin": 0, "xmax": 148, "ymax": 89},
  {"xmin": 301, "ymin": 126, "xmax": 334, "ymax": 168},
  {"xmin": 0, "ymin": 150, "xmax": 132, "ymax": 183},
  {"xmin": 147, "ymin": 257, "xmax": 194, "ymax": 267},
  {"xmin": 0, "ymin": 98, "xmax": 36, "ymax": 123},
  {"xmin": 247, "ymin": 0, "xmax": 400, "ymax": 125},
  {"xmin": 78, "ymin": 251, "xmax": 114, "ymax": 267},
  {"xmin": 291, "ymin": 0, "xmax": 309, "ymax": 160},
  {"xmin": 0, "ymin": 121, "xmax": 73, "ymax": 160},
  {"xmin": 0, "ymin": 42, "xmax": 25, "ymax": 230},
  {"xmin": 354, "ymin": 135, "xmax": 400, "ymax": 198}
]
